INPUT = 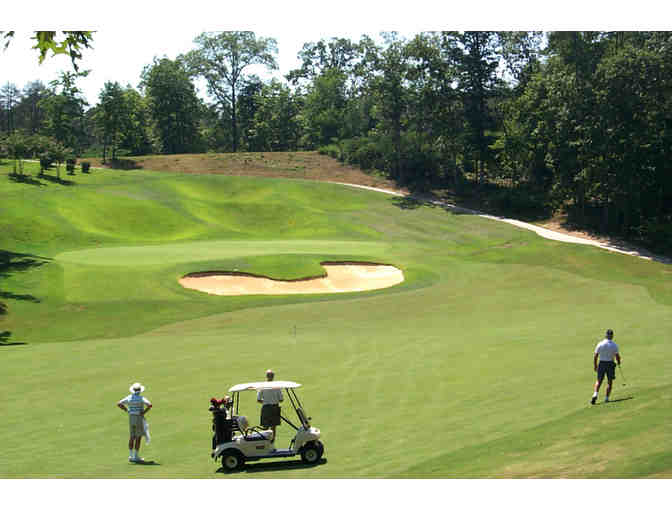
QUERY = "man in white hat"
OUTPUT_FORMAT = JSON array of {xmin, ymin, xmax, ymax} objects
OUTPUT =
[
  {"xmin": 117, "ymin": 382, "xmax": 152, "ymax": 462},
  {"xmin": 257, "ymin": 369, "xmax": 283, "ymax": 442}
]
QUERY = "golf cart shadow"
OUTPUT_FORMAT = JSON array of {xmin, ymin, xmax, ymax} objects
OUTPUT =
[{"xmin": 216, "ymin": 457, "xmax": 327, "ymax": 474}]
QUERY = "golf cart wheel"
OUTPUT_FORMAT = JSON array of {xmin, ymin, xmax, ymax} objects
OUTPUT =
[
  {"xmin": 300, "ymin": 440, "xmax": 324, "ymax": 464},
  {"xmin": 220, "ymin": 449, "xmax": 245, "ymax": 471}
]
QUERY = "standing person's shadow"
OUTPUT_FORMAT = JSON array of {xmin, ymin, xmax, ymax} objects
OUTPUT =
[
  {"xmin": 606, "ymin": 396, "xmax": 634, "ymax": 403},
  {"xmin": 0, "ymin": 331, "xmax": 27, "ymax": 346}
]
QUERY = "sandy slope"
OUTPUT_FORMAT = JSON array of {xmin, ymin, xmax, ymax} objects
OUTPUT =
[{"xmin": 179, "ymin": 263, "xmax": 404, "ymax": 295}]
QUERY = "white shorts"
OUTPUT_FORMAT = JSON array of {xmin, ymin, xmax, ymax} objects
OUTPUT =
[{"xmin": 129, "ymin": 414, "xmax": 144, "ymax": 437}]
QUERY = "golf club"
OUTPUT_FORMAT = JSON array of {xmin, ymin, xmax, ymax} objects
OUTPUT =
[{"xmin": 618, "ymin": 364, "xmax": 627, "ymax": 386}]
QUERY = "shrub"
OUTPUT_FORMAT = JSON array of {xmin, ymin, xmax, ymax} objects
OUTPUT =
[
  {"xmin": 81, "ymin": 162, "xmax": 91, "ymax": 173},
  {"xmin": 353, "ymin": 141, "xmax": 383, "ymax": 171},
  {"xmin": 5, "ymin": 133, "xmax": 29, "ymax": 176},
  {"xmin": 317, "ymin": 144, "xmax": 340, "ymax": 160},
  {"xmin": 491, "ymin": 188, "xmax": 547, "ymax": 217},
  {"xmin": 0, "ymin": 136, "xmax": 6, "ymax": 164},
  {"xmin": 636, "ymin": 219, "xmax": 672, "ymax": 253}
]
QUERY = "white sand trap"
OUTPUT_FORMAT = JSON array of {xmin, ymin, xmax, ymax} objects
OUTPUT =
[{"xmin": 179, "ymin": 262, "xmax": 404, "ymax": 295}]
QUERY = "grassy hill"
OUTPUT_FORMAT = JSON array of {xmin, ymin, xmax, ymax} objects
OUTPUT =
[{"xmin": 1, "ymin": 155, "xmax": 670, "ymax": 478}]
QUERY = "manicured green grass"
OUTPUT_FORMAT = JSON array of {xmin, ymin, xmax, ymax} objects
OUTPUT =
[{"xmin": 1, "ymin": 160, "xmax": 670, "ymax": 478}]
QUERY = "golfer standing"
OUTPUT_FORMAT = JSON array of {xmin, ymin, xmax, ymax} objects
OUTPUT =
[
  {"xmin": 591, "ymin": 330, "xmax": 622, "ymax": 405},
  {"xmin": 257, "ymin": 369, "xmax": 283, "ymax": 442},
  {"xmin": 117, "ymin": 382, "xmax": 152, "ymax": 462}
]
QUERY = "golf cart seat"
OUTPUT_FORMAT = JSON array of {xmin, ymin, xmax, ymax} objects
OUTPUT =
[{"xmin": 243, "ymin": 427, "xmax": 273, "ymax": 441}]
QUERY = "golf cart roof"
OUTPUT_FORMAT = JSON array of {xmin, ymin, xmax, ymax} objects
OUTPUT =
[{"xmin": 228, "ymin": 381, "xmax": 302, "ymax": 393}]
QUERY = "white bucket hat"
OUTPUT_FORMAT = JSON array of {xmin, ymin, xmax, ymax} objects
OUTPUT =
[{"xmin": 130, "ymin": 382, "xmax": 145, "ymax": 393}]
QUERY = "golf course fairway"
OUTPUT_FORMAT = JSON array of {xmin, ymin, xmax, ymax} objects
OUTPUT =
[{"xmin": 1, "ymin": 160, "xmax": 671, "ymax": 478}]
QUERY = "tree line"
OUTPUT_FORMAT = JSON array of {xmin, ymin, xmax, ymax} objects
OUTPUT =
[{"xmin": 1, "ymin": 31, "xmax": 671, "ymax": 252}]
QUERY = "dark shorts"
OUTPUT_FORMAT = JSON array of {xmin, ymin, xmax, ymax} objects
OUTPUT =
[
  {"xmin": 261, "ymin": 404, "xmax": 281, "ymax": 428},
  {"xmin": 597, "ymin": 361, "xmax": 616, "ymax": 382}
]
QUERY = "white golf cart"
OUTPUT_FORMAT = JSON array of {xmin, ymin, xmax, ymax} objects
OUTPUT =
[{"xmin": 210, "ymin": 380, "xmax": 324, "ymax": 471}]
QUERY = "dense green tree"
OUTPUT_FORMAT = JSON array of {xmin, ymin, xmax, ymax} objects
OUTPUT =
[
  {"xmin": 119, "ymin": 87, "xmax": 154, "ymax": 156},
  {"xmin": 301, "ymin": 68, "xmax": 348, "ymax": 148},
  {"xmin": 15, "ymin": 81, "xmax": 48, "ymax": 134},
  {"xmin": 4, "ymin": 131, "xmax": 29, "ymax": 176},
  {"xmin": 237, "ymin": 76, "xmax": 264, "ymax": 152},
  {"xmin": 545, "ymin": 31, "xmax": 606, "ymax": 83},
  {"xmin": 39, "ymin": 71, "xmax": 89, "ymax": 155},
  {"xmin": 453, "ymin": 31, "xmax": 502, "ymax": 184},
  {"xmin": 589, "ymin": 43, "xmax": 672, "ymax": 238},
  {"xmin": 95, "ymin": 81, "xmax": 127, "ymax": 161},
  {"xmin": 498, "ymin": 31, "xmax": 544, "ymax": 90},
  {"xmin": 200, "ymin": 103, "xmax": 231, "ymax": 152},
  {"xmin": 185, "ymin": 31, "xmax": 278, "ymax": 152},
  {"xmin": 405, "ymin": 32, "xmax": 463, "ymax": 187},
  {"xmin": 289, "ymin": 35, "xmax": 377, "ymax": 142},
  {"xmin": 365, "ymin": 32, "xmax": 411, "ymax": 183},
  {"xmin": 287, "ymin": 37, "xmax": 361, "ymax": 86},
  {"xmin": 250, "ymin": 79, "xmax": 302, "ymax": 152},
  {"xmin": 141, "ymin": 57, "xmax": 203, "ymax": 154},
  {"xmin": 0, "ymin": 82, "xmax": 22, "ymax": 134}
]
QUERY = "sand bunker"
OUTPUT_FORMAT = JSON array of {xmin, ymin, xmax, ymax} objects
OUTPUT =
[{"xmin": 179, "ymin": 262, "xmax": 404, "ymax": 295}]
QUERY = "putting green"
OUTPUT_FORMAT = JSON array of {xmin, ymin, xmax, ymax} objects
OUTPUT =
[{"xmin": 55, "ymin": 240, "xmax": 393, "ymax": 266}]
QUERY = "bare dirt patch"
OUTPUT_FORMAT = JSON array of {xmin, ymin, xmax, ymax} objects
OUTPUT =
[
  {"xmin": 179, "ymin": 262, "xmax": 404, "ymax": 296},
  {"xmin": 80, "ymin": 152, "xmax": 402, "ymax": 193}
]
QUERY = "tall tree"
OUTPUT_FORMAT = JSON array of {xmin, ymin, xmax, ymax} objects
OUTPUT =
[
  {"xmin": 119, "ymin": 86, "xmax": 154, "ymax": 156},
  {"xmin": 249, "ymin": 79, "xmax": 302, "ymax": 152},
  {"xmin": 185, "ymin": 31, "xmax": 278, "ymax": 152},
  {"xmin": 16, "ymin": 81, "xmax": 47, "ymax": 134},
  {"xmin": 237, "ymin": 76, "xmax": 264, "ymax": 152},
  {"xmin": 301, "ymin": 68, "xmax": 348, "ymax": 148},
  {"xmin": 287, "ymin": 37, "xmax": 361, "ymax": 86},
  {"xmin": 454, "ymin": 31, "xmax": 502, "ymax": 184},
  {"xmin": 95, "ymin": 81, "xmax": 127, "ymax": 162},
  {"xmin": 367, "ymin": 32, "xmax": 411, "ymax": 183},
  {"xmin": 498, "ymin": 31, "xmax": 544, "ymax": 90},
  {"xmin": 141, "ymin": 57, "xmax": 203, "ymax": 154},
  {"xmin": 0, "ymin": 82, "xmax": 22, "ymax": 134},
  {"xmin": 405, "ymin": 32, "xmax": 463, "ymax": 187},
  {"xmin": 39, "ymin": 71, "xmax": 89, "ymax": 155}
]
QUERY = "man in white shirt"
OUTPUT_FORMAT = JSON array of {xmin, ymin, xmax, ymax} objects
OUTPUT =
[
  {"xmin": 118, "ymin": 382, "xmax": 153, "ymax": 462},
  {"xmin": 257, "ymin": 369, "xmax": 283, "ymax": 442},
  {"xmin": 591, "ymin": 330, "xmax": 622, "ymax": 405}
]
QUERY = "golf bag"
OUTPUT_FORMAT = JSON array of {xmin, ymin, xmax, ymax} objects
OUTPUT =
[{"xmin": 210, "ymin": 397, "xmax": 236, "ymax": 448}]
